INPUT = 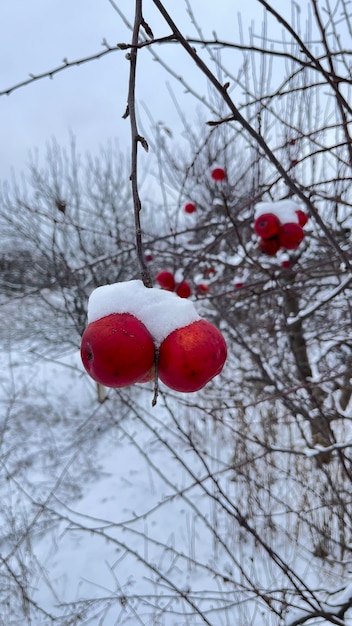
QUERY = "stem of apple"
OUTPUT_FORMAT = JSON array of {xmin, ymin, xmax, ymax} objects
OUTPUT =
[{"xmin": 126, "ymin": 0, "xmax": 153, "ymax": 288}]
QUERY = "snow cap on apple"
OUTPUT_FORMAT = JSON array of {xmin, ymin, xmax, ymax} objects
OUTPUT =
[{"xmin": 87, "ymin": 280, "xmax": 200, "ymax": 346}]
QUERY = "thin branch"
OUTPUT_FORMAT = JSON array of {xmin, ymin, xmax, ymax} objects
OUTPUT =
[
  {"xmin": 126, "ymin": 0, "xmax": 153, "ymax": 288},
  {"xmin": 151, "ymin": 0, "xmax": 352, "ymax": 272},
  {"xmin": 0, "ymin": 44, "xmax": 120, "ymax": 97},
  {"xmin": 287, "ymin": 273, "xmax": 352, "ymax": 325}
]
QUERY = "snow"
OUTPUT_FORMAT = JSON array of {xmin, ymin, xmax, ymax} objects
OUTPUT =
[
  {"xmin": 287, "ymin": 273, "xmax": 352, "ymax": 325},
  {"xmin": 87, "ymin": 280, "xmax": 200, "ymax": 345},
  {"xmin": 255, "ymin": 199, "xmax": 304, "ymax": 224},
  {"xmin": 2, "ymin": 345, "xmax": 352, "ymax": 625}
]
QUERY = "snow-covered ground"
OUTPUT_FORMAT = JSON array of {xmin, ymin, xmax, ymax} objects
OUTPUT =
[{"xmin": 1, "ymin": 345, "xmax": 352, "ymax": 626}]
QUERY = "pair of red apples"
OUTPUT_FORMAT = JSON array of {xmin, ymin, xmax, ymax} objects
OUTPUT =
[{"xmin": 80, "ymin": 281, "xmax": 227, "ymax": 393}]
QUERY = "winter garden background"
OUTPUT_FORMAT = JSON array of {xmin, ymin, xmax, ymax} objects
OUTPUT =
[{"xmin": 1, "ymin": 1, "xmax": 352, "ymax": 624}]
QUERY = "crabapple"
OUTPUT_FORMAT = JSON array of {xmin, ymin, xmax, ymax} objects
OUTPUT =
[
  {"xmin": 158, "ymin": 319, "xmax": 227, "ymax": 392},
  {"xmin": 80, "ymin": 313, "xmax": 155, "ymax": 388},
  {"xmin": 203, "ymin": 267, "xmax": 216, "ymax": 277},
  {"xmin": 254, "ymin": 213, "xmax": 281, "ymax": 239},
  {"xmin": 196, "ymin": 283, "xmax": 210, "ymax": 294},
  {"xmin": 176, "ymin": 281, "xmax": 192, "ymax": 298},
  {"xmin": 184, "ymin": 202, "xmax": 196, "ymax": 214},
  {"xmin": 278, "ymin": 223, "xmax": 304, "ymax": 250},
  {"xmin": 281, "ymin": 260, "xmax": 291, "ymax": 269},
  {"xmin": 258, "ymin": 237, "xmax": 281, "ymax": 256},
  {"xmin": 295, "ymin": 210, "xmax": 308, "ymax": 227},
  {"xmin": 211, "ymin": 167, "xmax": 227, "ymax": 181},
  {"xmin": 156, "ymin": 270, "xmax": 176, "ymax": 291}
]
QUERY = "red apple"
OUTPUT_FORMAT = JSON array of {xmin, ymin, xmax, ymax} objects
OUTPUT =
[
  {"xmin": 254, "ymin": 213, "xmax": 281, "ymax": 239},
  {"xmin": 184, "ymin": 202, "xmax": 196, "ymax": 214},
  {"xmin": 295, "ymin": 210, "xmax": 308, "ymax": 227},
  {"xmin": 80, "ymin": 313, "xmax": 155, "ymax": 388},
  {"xmin": 145, "ymin": 253, "xmax": 153, "ymax": 262},
  {"xmin": 158, "ymin": 320, "xmax": 227, "ymax": 392},
  {"xmin": 281, "ymin": 260, "xmax": 291, "ymax": 269},
  {"xmin": 278, "ymin": 223, "xmax": 304, "ymax": 250},
  {"xmin": 176, "ymin": 281, "xmax": 192, "ymax": 298},
  {"xmin": 211, "ymin": 167, "xmax": 227, "ymax": 181},
  {"xmin": 156, "ymin": 270, "xmax": 176, "ymax": 291},
  {"xmin": 234, "ymin": 282, "xmax": 244, "ymax": 289},
  {"xmin": 258, "ymin": 237, "xmax": 281, "ymax": 256}
]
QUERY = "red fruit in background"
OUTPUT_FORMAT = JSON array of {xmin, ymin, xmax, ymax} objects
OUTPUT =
[
  {"xmin": 156, "ymin": 270, "xmax": 176, "ymax": 291},
  {"xmin": 176, "ymin": 281, "xmax": 192, "ymax": 298},
  {"xmin": 254, "ymin": 213, "xmax": 281, "ymax": 239},
  {"xmin": 203, "ymin": 267, "xmax": 216, "ymax": 277},
  {"xmin": 234, "ymin": 282, "xmax": 244, "ymax": 289},
  {"xmin": 278, "ymin": 223, "xmax": 304, "ymax": 250},
  {"xmin": 184, "ymin": 202, "xmax": 196, "ymax": 214},
  {"xmin": 295, "ymin": 209, "xmax": 308, "ymax": 227},
  {"xmin": 158, "ymin": 320, "xmax": 227, "ymax": 392},
  {"xmin": 281, "ymin": 260, "xmax": 291, "ymax": 269},
  {"xmin": 258, "ymin": 237, "xmax": 281, "ymax": 256},
  {"xmin": 211, "ymin": 167, "xmax": 227, "ymax": 181},
  {"xmin": 145, "ymin": 253, "xmax": 153, "ymax": 262},
  {"xmin": 196, "ymin": 283, "xmax": 210, "ymax": 294},
  {"xmin": 80, "ymin": 313, "xmax": 155, "ymax": 388}
]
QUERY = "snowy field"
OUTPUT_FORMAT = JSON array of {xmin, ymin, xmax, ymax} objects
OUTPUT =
[{"xmin": 1, "ymin": 341, "xmax": 352, "ymax": 626}]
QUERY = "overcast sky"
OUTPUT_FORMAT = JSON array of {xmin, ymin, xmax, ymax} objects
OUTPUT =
[{"xmin": 0, "ymin": 1, "xmax": 293, "ymax": 183}]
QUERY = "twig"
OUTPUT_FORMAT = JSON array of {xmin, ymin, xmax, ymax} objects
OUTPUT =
[
  {"xmin": 126, "ymin": 0, "xmax": 153, "ymax": 288},
  {"xmin": 0, "ymin": 45, "xmax": 119, "ymax": 96}
]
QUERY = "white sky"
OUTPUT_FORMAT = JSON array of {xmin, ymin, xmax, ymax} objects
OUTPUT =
[{"xmin": 0, "ymin": 1, "xmax": 295, "ymax": 182}]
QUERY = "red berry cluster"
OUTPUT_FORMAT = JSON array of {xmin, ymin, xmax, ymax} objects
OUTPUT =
[
  {"xmin": 254, "ymin": 208, "xmax": 308, "ymax": 256},
  {"xmin": 156, "ymin": 270, "xmax": 192, "ymax": 298}
]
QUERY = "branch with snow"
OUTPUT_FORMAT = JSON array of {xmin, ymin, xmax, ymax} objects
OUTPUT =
[{"xmin": 287, "ymin": 274, "xmax": 352, "ymax": 325}]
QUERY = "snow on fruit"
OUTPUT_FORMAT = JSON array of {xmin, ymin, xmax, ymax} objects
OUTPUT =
[
  {"xmin": 80, "ymin": 280, "xmax": 227, "ymax": 393},
  {"xmin": 254, "ymin": 200, "xmax": 308, "ymax": 255}
]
